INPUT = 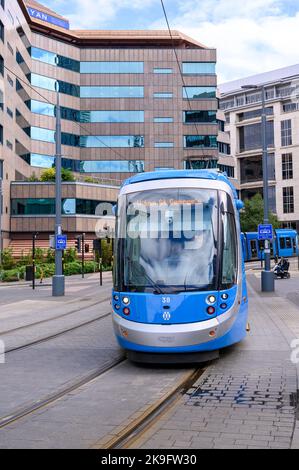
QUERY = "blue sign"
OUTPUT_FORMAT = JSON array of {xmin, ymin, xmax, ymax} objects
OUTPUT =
[
  {"xmin": 258, "ymin": 224, "xmax": 273, "ymax": 240},
  {"xmin": 56, "ymin": 235, "xmax": 67, "ymax": 250},
  {"xmin": 27, "ymin": 7, "xmax": 70, "ymax": 30}
]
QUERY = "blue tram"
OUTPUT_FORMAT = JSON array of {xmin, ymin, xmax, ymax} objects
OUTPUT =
[
  {"xmin": 242, "ymin": 229, "xmax": 298, "ymax": 262},
  {"xmin": 112, "ymin": 170, "xmax": 248, "ymax": 362}
]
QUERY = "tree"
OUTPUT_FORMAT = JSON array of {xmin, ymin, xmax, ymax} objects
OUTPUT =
[
  {"xmin": 40, "ymin": 168, "xmax": 75, "ymax": 182},
  {"xmin": 240, "ymin": 193, "xmax": 280, "ymax": 233}
]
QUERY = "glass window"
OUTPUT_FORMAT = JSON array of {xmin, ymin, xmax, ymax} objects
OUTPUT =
[
  {"xmin": 184, "ymin": 111, "xmax": 217, "ymax": 123},
  {"xmin": 184, "ymin": 135, "xmax": 218, "ymax": 148},
  {"xmin": 81, "ymin": 160, "xmax": 144, "ymax": 173},
  {"xmin": 238, "ymin": 107, "xmax": 273, "ymax": 121},
  {"xmin": 283, "ymin": 187, "xmax": 294, "ymax": 213},
  {"xmin": 79, "ymin": 135, "xmax": 144, "ymax": 148},
  {"xmin": 30, "ymin": 73, "xmax": 79, "ymax": 97},
  {"xmin": 281, "ymin": 119, "xmax": 292, "ymax": 146},
  {"xmin": 218, "ymin": 142, "xmax": 231, "ymax": 155},
  {"xmin": 31, "ymin": 126, "xmax": 55, "ymax": 143},
  {"xmin": 29, "ymin": 99, "xmax": 55, "ymax": 117},
  {"xmin": 80, "ymin": 110, "xmax": 144, "ymax": 123},
  {"xmin": 23, "ymin": 154, "xmax": 144, "ymax": 173},
  {"xmin": 218, "ymin": 164, "xmax": 235, "ymax": 178},
  {"xmin": 182, "ymin": 62, "xmax": 216, "ymax": 74},
  {"xmin": 0, "ymin": 20, "xmax": 4, "ymax": 43},
  {"xmin": 239, "ymin": 121, "xmax": 274, "ymax": 152},
  {"xmin": 153, "ymin": 92, "xmax": 173, "ymax": 98},
  {"xmin": 0, "ymin": 55, "xmax": 4, "ymax": 76},
  {"xmin": 121, "ymin": 188, "xmax": 218, "ymax": 293},
  {"xmin": 153, "ymin": 68, "xmax": 172, "ymax": 74},
  {"xmin": 154, "ymin": 142, "xmax": 174, "ymax": 148},
  {"xmin": 30, "ymin": 153, "xmax": 55, "ymax": 168},
  {"xmin": 154, "ymin": 117, "xmax": 173, "ymax": 123},
  {"xmin": 80, "ymin": 61, "xmax": 143, "ymax": 74},
  {"xmin": 80, "ymin": 86, "xmax": 143, "ymax": 98},
  {"xmin": 184, "ymin": 160, "xmax": 218, "ymax": 170},
  {"xmin": 29, "ymin": 102, "xmax": 143, "ymax": 123},
  {"xmin": 11, "ymin": 198, "xmax": 114, "ymax": 215},
  {"xmin": 30, "ymin": 47, "xmax": 80, "ymax": 72},
  {"xmin": 0, "ymin": 124, "xmax": 3, "ymax": 145},
  {"xmin": 282, "ymin": 153, "xmax": 293, "ymax": 180},
  {"xmin": 221, "ymin": 212, "xmax": 237, "ymax": 288},
  {"xmin": 183, "ymin": 87, "xmax": 216, "ymax": 99},
  {"xmin": 283, "ymin": 102, "xmax": 298, "ymax": 113}
]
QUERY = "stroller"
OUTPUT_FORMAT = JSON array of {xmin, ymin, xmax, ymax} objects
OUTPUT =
[{"xmin": 273, "ymin": 257, "xmax": 291, "ymax": 279}]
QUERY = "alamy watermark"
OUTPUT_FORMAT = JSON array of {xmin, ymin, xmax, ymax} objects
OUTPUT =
[
  {"xmin": 0, "ymin": 340, "xmax": 5, "ymax": 364},
  {"xmin": 290, "ymin": 339, "xmax": 299, "ymax": 365}
]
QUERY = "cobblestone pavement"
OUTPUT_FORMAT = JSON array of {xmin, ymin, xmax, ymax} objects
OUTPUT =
[{"xmin": 137, "ymin": 275, "xmax": 299, "ymax": 449}]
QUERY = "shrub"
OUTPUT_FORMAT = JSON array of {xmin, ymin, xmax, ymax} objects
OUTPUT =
[
  {"xmin": 40, "ymin": 168, "xmax": 75, "ymax": 182},
  {"xmin": 46, "ymin": 249, "xmax": 55, "ymax": 264},
  {"xmin": 1, "ymin": 268, "xmax": 20, "ymax": 282},
  {"xmin": 34, "ymin": 247, "xmax": 45, "ymax": 263},
  {"xmin": 63, "ymin": 261, "xmax": 82, "ymax": 276},
  {"xmin": 40, "ymin": 168, "xmax": 56, "ymax": 182},
  {"xmin": 0, "ymin": 248, "xmax": 15, "ymax": 270},
  {"xmin": 64, "ymin": 247, "xmax": 77, "ymax": 263},
  {"xmin": 19, "ymin": 251, "xmax": 33, "ymax": 266}
]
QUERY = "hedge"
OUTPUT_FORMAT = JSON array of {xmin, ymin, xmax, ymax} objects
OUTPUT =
[{"xmin": 0, "ymin": 261, "xmax": 112, "ymax": 282}]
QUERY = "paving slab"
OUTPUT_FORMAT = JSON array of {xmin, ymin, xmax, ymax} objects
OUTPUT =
[{"xmin": 138, "ymin": 274, "xmax": 299, "ymax": 449}]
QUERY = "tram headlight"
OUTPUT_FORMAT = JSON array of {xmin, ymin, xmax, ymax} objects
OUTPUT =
[
  {"xmin": 221, "ymin": 293, "xmax": 229, "ymax": 300},
  {"xmin": 122, "ymin": 297, "xmax": 130, "ymax": 305},
  {"xmin": 123, "ymin": 307, "xmax": 130, "ymax": 316},
  {"xmin": 114, "ymin": 304, "xmax": 120, "ymax": 311},
  {"xmin": 114, "ymin": 294, "xmax": 120, "ymax": 301},
  {"xmin": 207, "ymin": 295, "xmax": 216, "ymax": 305}
]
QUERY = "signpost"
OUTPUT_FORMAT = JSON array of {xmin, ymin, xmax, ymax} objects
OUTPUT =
[
  {"xmin": 55, "ymin": 234, "xmax": 67, "ymax": 251},
  {"xmin": 258, "ymin": 224, "xmax": 273, "ymax": 241}
]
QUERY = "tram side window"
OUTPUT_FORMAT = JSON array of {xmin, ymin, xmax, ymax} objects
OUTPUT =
[
  {"xmin": 250, "ymin": 240, "xmax": 257, "ymax": 258},
  {"xmin": 221, "ymin": 212, "xmax": 237, "ymax": 287},
  {"xmin": 280, "ymin": 238, "xmax": 286, "ymax": 249},
  {"xmin": 293, "ymin": 238, "xmax": 297, "ymax": 253},
  {"xmin": 285, "ymin": 237, "xmax": 292, "ymax": 249}
]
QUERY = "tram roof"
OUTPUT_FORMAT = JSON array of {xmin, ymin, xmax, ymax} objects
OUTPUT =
[{"xmin": 122, "ymin": 170, "xmax": 237, "ymax": 197}]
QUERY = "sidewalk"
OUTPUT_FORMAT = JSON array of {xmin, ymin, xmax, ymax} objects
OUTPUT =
[
  {"xmin": 0, "ymin": 272, "xmax": 112, "ymax": 332},
  {"xmin": 137, "ymin": 273, "xmax": 299, "ymax": 449}
]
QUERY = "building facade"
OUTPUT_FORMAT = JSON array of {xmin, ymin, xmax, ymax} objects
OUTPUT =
[
  {"xmin": 220, "ymin": 65, "xmax": 299, "ymax": 231},
  {"xmin": 0, "ymin": 0, "xmax": 228, "ymax": 252}
]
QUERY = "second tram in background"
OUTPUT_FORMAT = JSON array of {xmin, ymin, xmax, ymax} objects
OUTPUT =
[
  {"xmin": 241, "ymin": 229, "xmax": 299, "ymax": 262},
  {"xmin": 111, "ymin": 169, "xmax": 248, "ymax": 363}
]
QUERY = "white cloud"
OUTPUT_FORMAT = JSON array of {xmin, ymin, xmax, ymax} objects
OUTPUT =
[
  {"xmin": 152, "ymin": 0, "xmax": 299, "ymax": 83},
  {"xmin": 45, "ymin": 0, "xmax": 299, "ymax": 82}
]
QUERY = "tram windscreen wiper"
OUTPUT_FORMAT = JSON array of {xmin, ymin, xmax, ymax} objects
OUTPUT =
[{"xmin": 126, "ymin": 257, "xmax": 165, "ymax": 295}]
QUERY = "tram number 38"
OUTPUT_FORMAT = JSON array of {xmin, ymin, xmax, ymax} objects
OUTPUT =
[{"xmin": 162, "ymin": 297, "xmax": 171, "ymax": 304}]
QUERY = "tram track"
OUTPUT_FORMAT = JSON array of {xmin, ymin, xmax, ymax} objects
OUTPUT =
[
  {"xmin": 4, "ymin": 308, "xmax": 112, "ymax": 354},
  {"xmin": 0, "ymin": 355, "xmax": 126, "ymax": 430},
  {"xmin": 0, "ymin": 295, "xmax": 110, "ymax": 337},
  {"xmin": 102, "ymin": 367, "xmax": 205, "ymax": 449}
]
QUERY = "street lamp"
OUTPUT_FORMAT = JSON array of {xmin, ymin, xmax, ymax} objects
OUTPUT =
[
  {"xmin": 241, "ymin": 84, "xmax": 275, "ymax": 292},
  {"xmin": 52, "ymin": 85, "xmax": 65, "ymax": 296}
]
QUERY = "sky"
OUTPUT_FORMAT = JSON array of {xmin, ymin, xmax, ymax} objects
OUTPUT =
[{"xmin": 42, "ymin": 0, "xmax": 299, "ymax": 83}]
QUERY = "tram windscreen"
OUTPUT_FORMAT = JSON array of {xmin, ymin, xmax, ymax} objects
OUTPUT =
[{"xmin": 119, "ymin": 188, "xmax": 219, "ymax": 293}]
